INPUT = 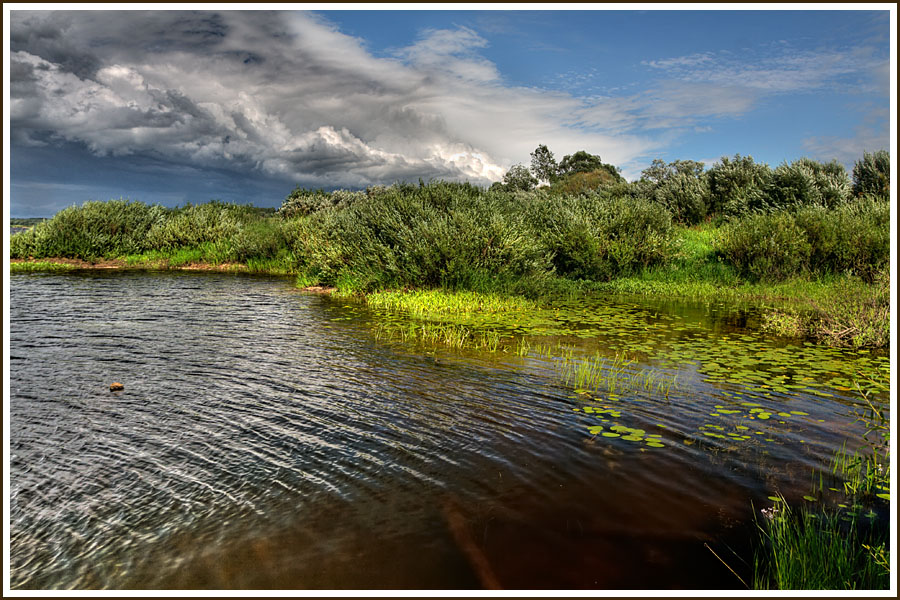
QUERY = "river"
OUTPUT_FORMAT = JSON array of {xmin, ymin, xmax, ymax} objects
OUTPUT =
[{"xmin": 7, "ymin": 271, "xmax": 889, "ymax": 589}]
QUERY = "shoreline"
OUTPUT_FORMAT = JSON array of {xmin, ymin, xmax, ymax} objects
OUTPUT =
[
  {"xmin": 9, "ymin": 258, "xmax": 337, "ymax": 293},
  {"xmin": 10, "ymin": 257, "xmax": 249, "ymax": 272},
  {"xmin": 9, "ymin": 257, "xmax": 888, "ymax": 348}
]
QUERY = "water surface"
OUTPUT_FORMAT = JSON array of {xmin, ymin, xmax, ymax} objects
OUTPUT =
[{"xmin": 8, "ymin": 271, "xmax": 888, "ymax": 589}]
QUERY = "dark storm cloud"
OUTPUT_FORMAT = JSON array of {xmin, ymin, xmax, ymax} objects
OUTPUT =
[{"xmin": 10, "ymin": 9, "xmax": 663, "ymax": 187}]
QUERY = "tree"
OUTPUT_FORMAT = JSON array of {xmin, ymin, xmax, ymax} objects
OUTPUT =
[
  {"xmin": 502, "ymin": 163, "xmax": 538, "ymax": 191},
  {"xmin": 530, "ymin": 144, "xmax": 558, "ymax": 184},
  {"xmin": 558, "ymin": 150, "xmax": 604, "ymax": 176},
  {"xmin": 641, "ymin": 159, "xmax": 705, "ymax": 184}
]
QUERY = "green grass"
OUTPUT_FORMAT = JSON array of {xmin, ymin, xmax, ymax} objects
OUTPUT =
[
  {"xmin": 10, "ymin": 261, "xmax": 78, "ymax": 273},
  {"xmin": 364, "ymin": 289, "xmax": 538, "ymax": 317},
  {"xmin": 554, "ymin": 348, "xmax": 678, "ymax": 396},
  {"xmin": 753, "ymin": 500, "xmax": 889, "ymax": 590},
  {"xmin": 372, "ymin": 321, "xmax": 503, "ymax": 352},
  {"xmin": 753, "ymin": 369, "xmax": 890, "ymax": 590}
]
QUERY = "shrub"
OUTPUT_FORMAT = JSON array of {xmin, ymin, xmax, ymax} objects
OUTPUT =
[
  {"xmin": 144, "ymin": 202, "xmax": 244, "ymax": 250},
  {"xmin": 228, "ymin": 219, "xmax": 291, "ymax": 263},
  {"xmin": 706, "ymin": 154, "xmax": 774, "ymax": 217},
  {"xmin": 651, "ymin": 171, "xmax": 709, "ymax": 225},
  {"xmin": 526, "ymin": 192, "xmax": 675, "ymax": 281},
  {"xmin": 550, "ymin": 169, "xmax": 625, "ymax": 195},
  {"xmin": 769, "ymin": 158, "xmax": 851, "ymax": 210},
  {"xmin": 716, "ymin": 212, "xmax": 811, "ymax": 281},
  {"xmin": 852, "ymin": 150, "xmax": 890, "ymax": 198},
  {"xmin": 9, "ymin": 199, "xmax": 167, "ymax": 260},
  {"xmin": 289, "ymin": 182, "xmax": 551, "ymax": 292},
  {"xmin": 793, "ymin": 198, "xmax": 890, "ymax": 282},
  {"xmin": 278, "ymin": 187, "xmax": 366, "ymax": 219}
]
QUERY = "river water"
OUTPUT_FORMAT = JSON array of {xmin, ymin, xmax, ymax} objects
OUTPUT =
[{"xmin": 7, "ymin": 271, "xmax": 889, "ymax": 589}]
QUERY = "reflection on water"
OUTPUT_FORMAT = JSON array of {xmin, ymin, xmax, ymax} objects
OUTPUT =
[{"xmin": 8, "ymin": 271, "xmax": 886, "ymax": 589}]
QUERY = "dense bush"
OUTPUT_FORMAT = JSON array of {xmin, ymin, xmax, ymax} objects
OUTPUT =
[
  {"xmin": 11, "ymin": 150, "xmax": 889, "ymax": 295},
  {"xmin": 10, "ymin": 199, "xmax": 167, "ymax": 259},
  {"xmin": 278, "ymin": 187, "xmax": 366, "ymax": 219},
  {"xmin": 717, "ymin": 198, "xmax": 889, "ymax": 282},
  {"xmin": 525, "ymin": 192, "xmax": 675, "ymax": 281},
  {"xmin": 706, "ymin": 154, "xmax": 774, "ymax": 217},
  {"xmin": 852, "ymin": 150, "xmax": 890, "ymax": 198},
  {"xmin": 793, "ymin": 199, "xmax": 890, "ymax": 283},
  {"xmin": 287, "ymin": 182, "xmax": 551, "ymax": 291},
  {"xmin": 716, "ymin": 211, "xmax": 811, "ymax": 281},
  {"xmin": 549, "ymin": 169, "xmax": 625, "ymax": 196},
  {"xmin": 769, "ymin": 158, "xmax": 852, "ymax": 210},
  {"xmin": 144, "ymin": 202, "xmax": 246, "ymax": 251},
  {"xmin": 812, "ymin": 198, "xmax": 890, "ymax": 282}
]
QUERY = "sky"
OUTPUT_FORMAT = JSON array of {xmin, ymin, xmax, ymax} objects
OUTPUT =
[{"xmin": 4, "ymin": 5, "xmax": 895, "ymax": 216}]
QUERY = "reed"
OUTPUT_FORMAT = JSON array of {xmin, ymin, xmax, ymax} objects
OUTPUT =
[
  {"xmin": 752, "ymin": 499, "xmax": 889, "ymax": 590},
  {"xmin": 554, "ymin": 349, "xmax": 677, "ymax": 396}
]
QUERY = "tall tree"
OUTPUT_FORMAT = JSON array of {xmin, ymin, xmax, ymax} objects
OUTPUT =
[{"xmin": 530, "ymin": 144, "xmax": 558, "ymax": 184}]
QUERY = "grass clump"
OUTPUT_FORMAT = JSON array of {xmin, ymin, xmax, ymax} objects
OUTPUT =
[
  {"xmin": 759, "ymin": 271, "xmax": 889, "ymax": 348},
  {"xmin": 753, "ymin": 370, "xmax": 890, "ymax": 590},
  {"xmin": 9, "ymin": 261, "xmax": 78, "ymax": 273},
  {"xmin": 10, "ymin": 199, "xmax": 167, "ymax": 260},
  {"xmin": 365, "ymin": 289, "xmax": 537, "ymax": 317},
  {"xmin": 753, "ymin": 501, "xmax": 889, "ymax": 590}
]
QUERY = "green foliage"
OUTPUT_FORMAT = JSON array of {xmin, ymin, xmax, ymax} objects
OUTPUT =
[
  {"xmin": 769, "ymin": 158, "xmax": 852, "ymax": 210},
  {"xmin": 716, "ymin": 212, "xmax": 811, "ymax": 281},
  {"xmin": 278, "ymin": 187, "xmax": 366, "ymax": 219},
  {"xmin": 753, "ymin": 500, "xmax": 889, "ymax": 590},
  {"xmin": 9, "ymin": 199, "xmax": 167, "ymax": 260},
  {"xmin": 754, "ymin": 369, "xmax": 890, "ymax": 590},
  {"xmin": 289, "ymin": 181, "xmax": 552, "ymax": 292},
  {"xmin": 716, "ymin": 198, "xmax": 889, "ymax": 283},
  {"xmin": 502, "ymin": 163, "xmax": 538, "ymax": 191},
  {"xmin": 10, "ymin": 218, "xmax": 48, "ymax": 227},
  {"xmin": 852, "ymin": 150, "xmax": 890, "ymax": 198},
  {"xmin": 793, "ymin": 199, "xmax": 890, "ymax": 283},
  {"xmin": 706, "ymin": 154, "xmax": 774, "ymax": 217},
  {"xmin": 529, "ymin": 144, "xmax": 558, "ymax": 184},
  {"xmin": 144, "ymin": 202, "xmax": 243, "ymax": 251},
  {"xmin": 806, "ymin": 271, "xmax": 890, "ymax": 348},
  {"xmin": 558, "ymin": 150, "xmax": 604, "ymax": 175},
  {"xmin": 9, "ymin": 261, "xmax": 77, "ymax": 273},
  {"xmin": 639, "ymin": 160, "xmax": 710, "ymax": 224},
  {"xmin": 527, "ymin": 192, "xmax": 675, "ymax": 281},
  {"xmin": 760, "ymin": 272, "xmax": 889, "ymax": 348},
  {"xmin": 550, "ymin": 169, "xmax": 624, "ymax": 195}
]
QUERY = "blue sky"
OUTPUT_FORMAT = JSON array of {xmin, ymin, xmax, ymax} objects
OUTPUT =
[{"xmin": 5, "ymin": 6, "xmax": 895, "ymax": 216}]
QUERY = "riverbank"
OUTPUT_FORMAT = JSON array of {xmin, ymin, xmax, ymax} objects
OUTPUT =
[
  {"xmin": 11, "ymin": 255, "xmax": 889, "ymax": 349},
  {"xmin": 10, "ymin": 257, "xmax": 254, "ymax": 273},
  {"xmin": 8, "ymin": 180, "xmax": 889, "ymax": 349}
]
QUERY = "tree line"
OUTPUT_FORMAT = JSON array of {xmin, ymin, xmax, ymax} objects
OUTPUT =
[{"xmin": 494, "ymin": 145, "xmax": 890, "ymax": 225}]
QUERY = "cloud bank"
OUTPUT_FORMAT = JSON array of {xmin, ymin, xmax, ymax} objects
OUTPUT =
[
  {"xmin": 9, "ymin": 10, "xmax": 890, "ymax": 189},
  {"xmin": 9, "ymin": 10, "xmax": 658, "ymax": 187}
]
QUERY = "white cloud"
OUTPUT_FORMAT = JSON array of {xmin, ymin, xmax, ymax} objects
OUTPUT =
[
  {"xmin": 9, "ymin": 10, "xmax": 661, "ymax": 188},
  {"xmin": 10, "ymin": 11, "xmax": 888, "ymax": 189}
]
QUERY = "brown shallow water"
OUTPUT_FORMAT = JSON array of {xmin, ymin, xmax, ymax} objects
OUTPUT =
[{"xmin": 7, "ymin": 271, "xmax": 888, "ymax": 589}]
